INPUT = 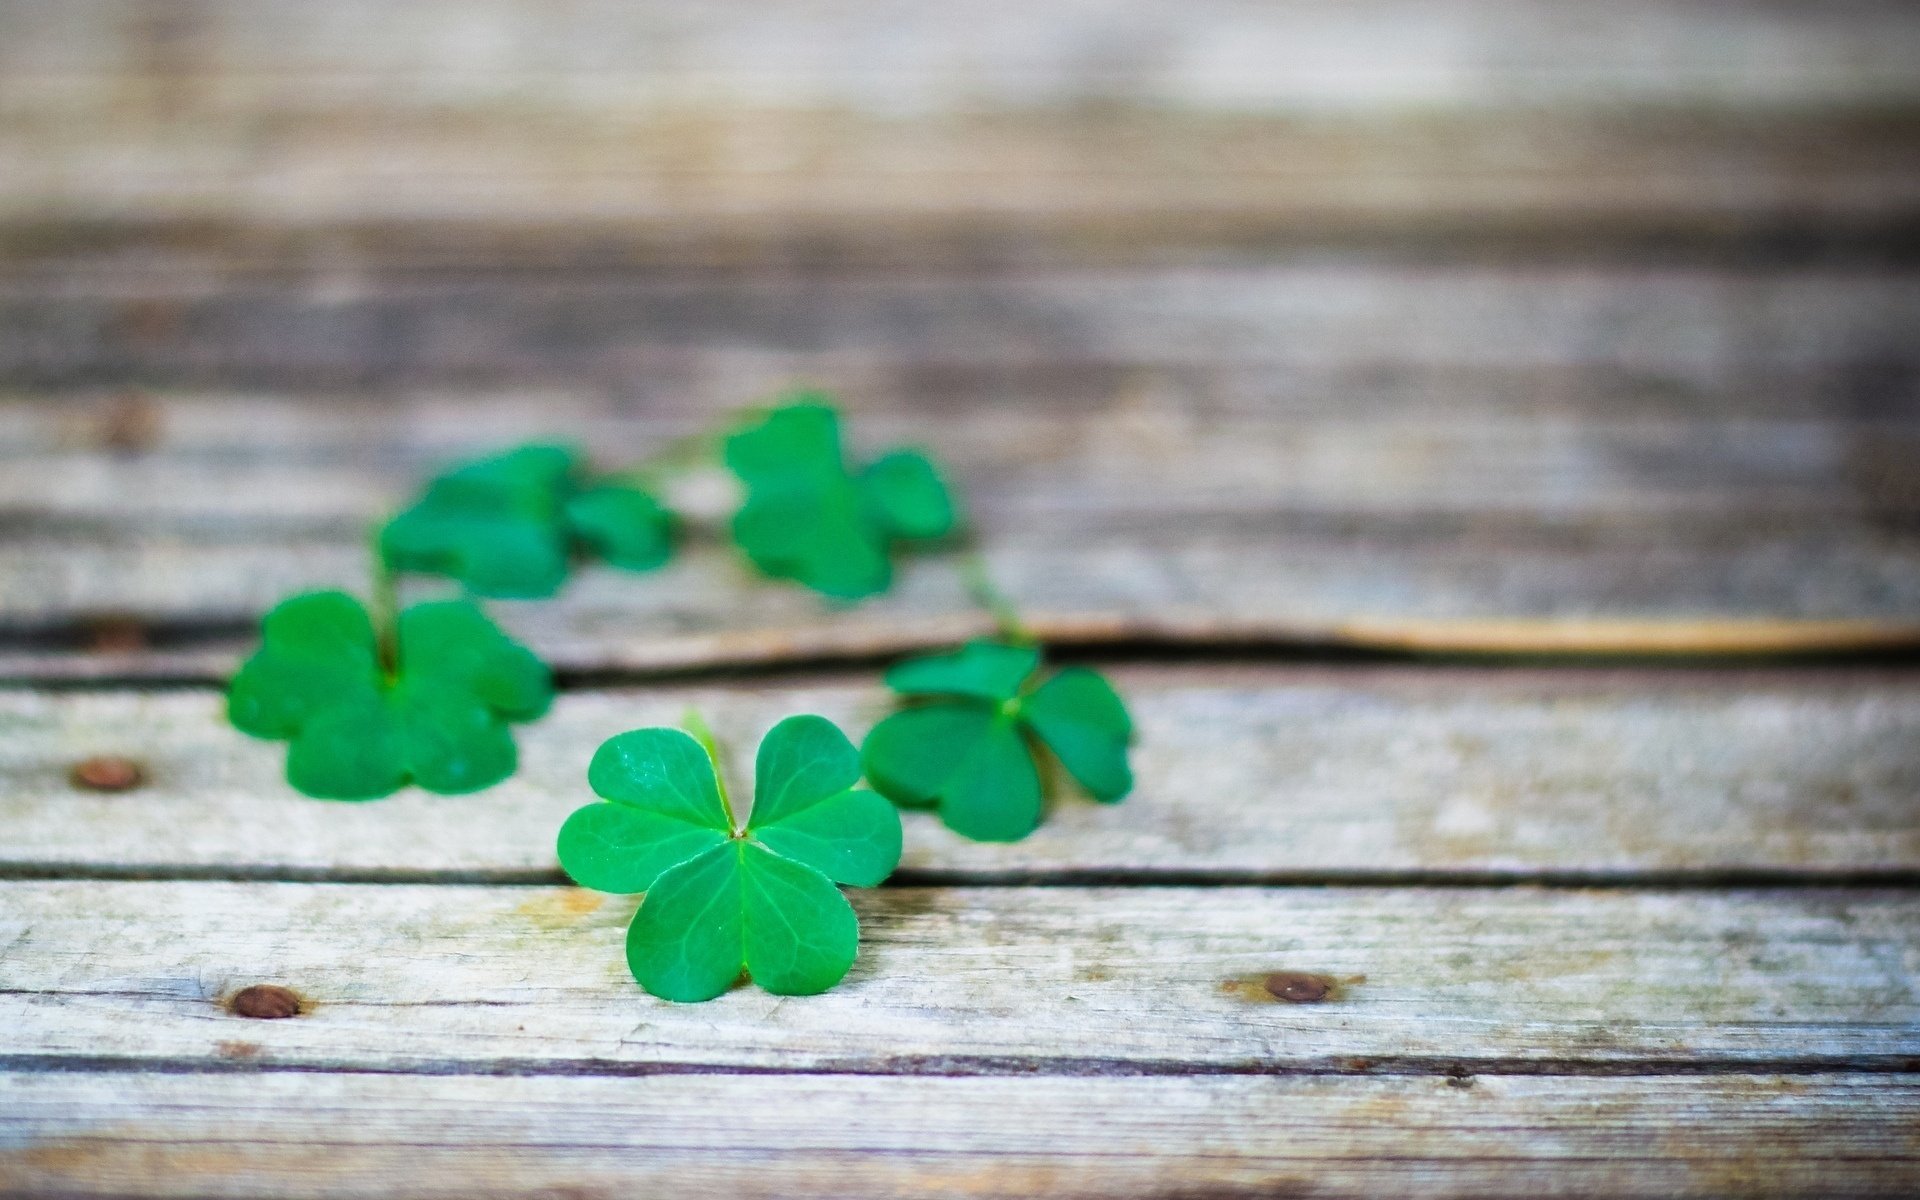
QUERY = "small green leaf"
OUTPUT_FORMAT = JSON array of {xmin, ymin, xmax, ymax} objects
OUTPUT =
[
  {"xmin": 1021, "ymin": 667, "xmax": 1134, "ymax": 802},
  {"xmin": 748, "ymin": 714, "xmax": 861, "ymax": 828},
  {"xmin": 862, "ymin": 704, "xmax": 1042, "ymax": 841},
  {"xmin": 227, "ymin": 591, "xmax": 550, "ymax": 800},
  {"xmin": 395, "ymin": 686, "xmax": 519, "ymax": 796},
  {"xmin": 564, "ymin": 485, "xmax": 674, "ymax": 573},
  {"xmin": 733, "ymin": 481, "xmax": 892, "ymax": 599},
  {"xmin": 749, "ymin": 715, "xmax": 902, "ymax": 887},
  {"xmin": 884, "ymin": 639, "xmax": 1040, "ymax": 703},
  {"xmin": 381, "ymin": 443, "xmax": 674, "ymax": 597},
  {"xmin": 399, "ymin": 601, "xmax": 553, "ymax": 720},
  {"xmin": 724, "ymin": 400, "xmax": 961, "ymax": 600},
  {"xmin": 863, "ymin": 641, "xmax": 1134, "ymax": 839},
  {"xmin": 559, "ymin": 715, "xmax": 899, "ymax": 1001},
  {"xmin": 860, "ymin": 450, "xmax": 957, "ymax": 540},
  {"xmin": 557, "ymin": 803, "xmax": 731, "ymax": 895},
  {"xmin": 227, "ymin": 591, "xmax": 383, "ymax": 739},
  {"xmin": 284, "ymin": 696, "xmax": 408, "ymax": 801},
  {"xmin": 738, "ymin": 841, "xmax": 859, "ymax": 995},
  {"xmin": 625, "ymin": 842, "xmax": 747, "ymax": 1003},
  {"xmin": 585, "ymin": 727, "xmax": 734, "ymax": 831},
  {"xmin": 381, "ymin": 446, "xmax": 578, "ymax": 599}
]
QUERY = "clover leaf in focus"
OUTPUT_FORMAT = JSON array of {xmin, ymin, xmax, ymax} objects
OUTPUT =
[
  {"xmin": 556, "ymin": 714, "xmax": 902, "ymax": 1001},
  {"xmin": 860, "ymin": 640, "xmax": 1132, "ymax": 842},
  {"xmin": 381, "ymin": 444, "xmax": 673, "ymax": 598},
  {"xmin": 724, "ymin": 400, "xmax": 960, "ymax": 599},
  {"xmin": 228, "ymin": 590, "xmax": 552, "ymax": 800}
]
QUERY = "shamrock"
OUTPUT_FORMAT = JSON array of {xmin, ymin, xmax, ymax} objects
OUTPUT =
[
  {"xmin": 228, "ymin": 590, "xmax": 552, "ymax": 800},
  {"xmin": 556, "ymin": 715, "xmax": 902, "ymax": 1001},
  {"xmin": 724, "ymin": 401, "xmax": 959, "ymax": 599},
  {"xmin": 381, "ymin": 444, "xmax": 673, "ymax": 598},
  {"xmin": 861, "ymin": 641, "xmax": 1133, "ymax": 842}
]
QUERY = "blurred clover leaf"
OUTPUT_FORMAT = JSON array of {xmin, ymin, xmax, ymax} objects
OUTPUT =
[
  {"xmin": 381, "ymin": 444, "xmax": 673, "ymax": 598},
  {"xmin": 861, "ymin": 640, "xmax": 1133, "ymax": 842},
  {"xmin": 724, "ymin": 400, "xmax": 960, "ymax": 600},
  {"xmin": 228, "ymin": 590, "xmax": 552, "ymax": 800},
  {"xmin": 557, "ymin": 714, "xmax": 902, "ymax": 1002}
]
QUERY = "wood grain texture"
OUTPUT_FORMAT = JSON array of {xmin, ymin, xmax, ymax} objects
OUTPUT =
[
  {"xmin": 4, "ymin": 2, "xmax": 1918, "ymax": 246},
  {"xmin": 8, "ymin": 263, "xmax": 1919, "ymax": 389},
  {"xmin": 2, "ymin": 881, "xmax": 1915, "ymax": 1072},
  {"xmin": 4, "ymin": 1071, "xmax": 1917, "ymax": 1200},
  {"xmin": 11, "ymin": 0, "xmax": 1916, "ymax": 114},
  {"xmin": 3, "ymin": 669, "xmax": 1917, "ymax": 879},
  {"xmin": 1, "ymin": 261, "xmax": 1917, "ymax": 647}
]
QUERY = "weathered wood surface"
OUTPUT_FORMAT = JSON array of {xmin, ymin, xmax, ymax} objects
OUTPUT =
[
  {"xmin": 4, "ymin": 1, "xmax": 1918, "ymax": 251},
  {"xmin": 1, "ymin": 261, "xmax": 1917, "ymax": 657},
  {"xmin": 4, "ymin": 669, "xmax": 1917, "ymax": 880},
  {"xmin": 4, "ymin": 1072, "xmax": 1916, "ymax": 1200},
  {"xmin": 5, "ymin": 3, "xmax": 1917, "ymax": 1193},
  {"xmin": 2, "ymin": 881, "xmax": 1916, "ymax": 1072}
]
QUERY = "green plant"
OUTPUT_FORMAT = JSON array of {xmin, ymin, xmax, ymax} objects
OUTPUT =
[
  {"xmin": 229, "ymin": 392, "xmax": 1130, "ymax": 845},
  {"xmin": 227, "ymin": 589, "xmax": 551, "ymax": 800},
  {"xmin": 381, "ymin": 444, "xmax": 673, "ymax": 599},
  {"xmin": 556, "ymin": 715, "xmax": 902, "ymax": 1001},
  {"xmin": 725, "ymin": 400, "xmax": 960, "ymax": 599},
  {"xmin": 861, "ymin": 640, "xmax": 1133, "ymax": 841}
]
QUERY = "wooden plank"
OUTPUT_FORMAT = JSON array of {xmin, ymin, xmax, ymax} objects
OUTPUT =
[
  {"xmin": 6, "ymin": 112, "xmax": 1915, "ymax": 250},
  {"xmin": 6, "ymin": 264, "xmax": 1918, "ymax": 388},
  {"xmin": 7, "ymin": 403, "xmax": 1920, "ymax": 530},
  {"xmin": 3, "ymin": 1071, "xmax": 1916, "ymax": 1199},
  {"xmin": 0, "ymin": 262, "xmax": 1915, "ymax": 646},
  {"xmin": 9, "ymin": 529, "xmax": 1920, "ymax": 669},
  {"xmin": 3, "ymin": 3, "xmax": 1917, "ymax": 246},
  {"xmin": 11, "ymin": 1, "xmax": 1916, "ymax": 115},
  {"xmin": 3, "ymin": 669, "xmax": 1918, "ymax": 879},
  {"xmin": 1, "ymin": 882, "xmax": 1914, "ymax": 1072}
]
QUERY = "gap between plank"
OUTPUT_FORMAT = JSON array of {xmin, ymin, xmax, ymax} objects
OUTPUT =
[
  {"xmin": 1, "ymin": 1053, "xmax": 1914, "ymax": 1082},
  {"xmin": 6, "ymin": 626, "xmax": 1920, "ymax": 692},
  {"xmin": 3, "ymin": 863, "xmax": 1918, "ymax": 889}
]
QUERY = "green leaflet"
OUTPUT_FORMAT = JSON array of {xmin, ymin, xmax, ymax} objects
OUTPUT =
[
  {"xmin": 556, "ymin": 715, "xmax": 903, "ymax": 1001},
  {"xmin": 724, "ymin": 400, "xmax": 960, "ymax": 599},
  {"xmin": 228, "ymin": 591, "xmax": 552, "ymax": 800},
  {"xmin": 861, "ymin": 640, "xmax": 1133, "ymax": 842},
  {"xmin": 381, "ymin": 444, "xmax": 673, "ymax": 598}
]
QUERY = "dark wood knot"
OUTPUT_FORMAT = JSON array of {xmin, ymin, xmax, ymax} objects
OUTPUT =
[
  {"xmin": 228, "ymin": 985, "xmax": 303, "ymax": 1020},
  {"xmin": 1264, "ymin": 971, "xmax": 1334, "ymax": 1002},
  {"xmin": 69, "ymin": 756, "xmax": 147, "ymax": 792}
]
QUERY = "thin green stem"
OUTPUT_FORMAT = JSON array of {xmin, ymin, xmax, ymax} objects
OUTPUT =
[
  {"xmin": 610, "ymin": 428, "xmax": 722, "ymax": 491},
  {"xmin": 682, "ymin": 709, "xmax": 739, "ymax": 833},
  {"xmin": 369, "ymin": 522, "xmax": 400, "ymax": 679},
  {"xmin": 958, "ymin": 550, "xmax": 1031, "ymax": 644}
]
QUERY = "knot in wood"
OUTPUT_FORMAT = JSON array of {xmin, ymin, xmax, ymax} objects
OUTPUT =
[
  {"xmin": 229, "ymin": 985, "xmax": 303, "ymax": 1020},
  {"xmin": 69, "ymin": 756, "xmax": 147, "ymax": 792},
  {"xmin": 1263, "ymin": 971, "xmax": 1334, "ymax": 1003}
]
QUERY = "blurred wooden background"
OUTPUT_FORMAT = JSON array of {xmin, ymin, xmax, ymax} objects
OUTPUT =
[{"xmin": 2, "ymin": 3, "xmax": 1918, "ymax": 1197}]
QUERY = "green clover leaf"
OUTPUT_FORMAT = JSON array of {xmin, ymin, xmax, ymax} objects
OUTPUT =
[
  {"xmin": 556, "ymin": 714, "xmax": 903, "ymax": 1002},
  {"xmin": 724, "ymin": 400, "xmax": 960, "ymax": 599},
  {"xmin": 227, "ymin": 590, "xmax": 552, "ymax": 800},
  {"xmin": 381, "ymin": 444, "xmax": 673, "ymax": 598},
  {"xmin": 861, "ymin": 641, "xmax": 1133, "ymax": 842}
]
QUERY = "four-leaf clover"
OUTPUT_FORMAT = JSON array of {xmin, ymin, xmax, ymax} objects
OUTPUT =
[
  {"xmin": 861, "ymin": 641, "xmax": 1133, "ymax": 841},
  {"xmin": 725, "ymin": 401, "xmax": 959, "ymax": 599},
  {"xmin": 557, "ymin": 715, "xmax": 903, "ymax": 1001},
  {"xmin": 382, "ymin": 444, "xmax": 673, "ymax": 598},
  {"xmin": 228, "ymin": 590, "xmax": 552, "ymax": 800}
]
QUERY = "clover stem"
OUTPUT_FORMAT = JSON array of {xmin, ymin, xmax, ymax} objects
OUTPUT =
[
  {"xmin": 682, "ymin": 709, "xmax": 740, "ymax": 834},
  {"xmin": 368, "ymin": 524, "xmax": 401, "ymax": 680},
  {"xmin": 611, "ymin": 427, "xmax": 722, "ymax": 491},
  {"xmin": 958, "ymin": 551, "xmax": 1031, "ymax": 644}
]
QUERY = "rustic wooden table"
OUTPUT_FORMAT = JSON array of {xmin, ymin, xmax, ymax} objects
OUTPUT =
[{"xmin": 2, "ymin": 2, "xmax": 1918, "ymax": 1196}]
